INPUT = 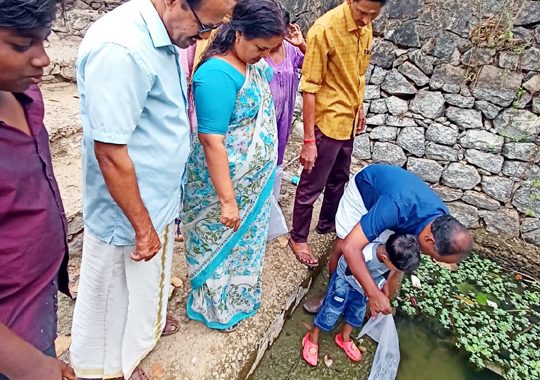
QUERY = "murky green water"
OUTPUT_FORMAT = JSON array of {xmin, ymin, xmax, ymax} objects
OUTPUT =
[{"xmin": 252, "ymin": 269, "xmax": 500, "ymax": 380}]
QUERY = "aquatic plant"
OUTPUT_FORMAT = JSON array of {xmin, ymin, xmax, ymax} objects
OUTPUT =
[{"xmin": 396, "ymin": 255, "xmax": 540, "ymax": 380}]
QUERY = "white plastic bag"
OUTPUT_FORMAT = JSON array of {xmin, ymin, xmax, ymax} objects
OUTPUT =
[{"xmin": 358, "ymin": 314, "xmax": 400, "ymax": 380}]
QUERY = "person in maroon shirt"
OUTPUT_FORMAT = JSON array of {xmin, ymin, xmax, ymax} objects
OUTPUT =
[{"xmin": 0, "ymin": 1, "xmax": 75, "ymax": 379}]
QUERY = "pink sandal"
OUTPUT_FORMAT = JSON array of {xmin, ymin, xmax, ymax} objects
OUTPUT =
[
  {"xmin": 302, "ymin": 332, "xmax": 319, "ymax": 366},
  {"xmin": 335, "ymin": 333, "xmax": 363, "ymax": 362}
]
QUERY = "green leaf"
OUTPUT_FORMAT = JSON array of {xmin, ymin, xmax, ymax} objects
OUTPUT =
[{"xmin": 476, "ymin": 293, "xmax": 488, "ymax": 306}]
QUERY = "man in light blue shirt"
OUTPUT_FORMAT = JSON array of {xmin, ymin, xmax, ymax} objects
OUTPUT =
[{"xmin": 70, "ymin": 0, "xmax": 233, "ymax": 378}]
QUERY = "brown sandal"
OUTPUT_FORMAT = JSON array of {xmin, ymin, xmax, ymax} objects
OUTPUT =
[
  {"xmin": 288, "ymin": 239, "xmax": 319, "ymax": 268},
  {"xmin": 129, "ymin": 367, "xmax": 150, "ymax": 380},
  {"xmin": 161, "ymin": 314, "xmax": 180, "ymax": 336}
]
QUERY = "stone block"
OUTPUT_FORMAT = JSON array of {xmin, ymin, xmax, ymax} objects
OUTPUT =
[
  {"xmin": 398, "ymin": 62, "xmax": 429, "ymax": 87},
  {"xmin": 386, "ymin": 115, "xmax": 417, "ymax": 127},
  {"xmin": 407, "ymin": 158, "xmax": 443, "ymax": 183},
  {"xmin": 447, "ymin": 201, "xmax": 480, "ymax": 228},
  {"xmin": 441, "ymin": 163, "xmax": 481, "ymax": 190},
  {"xmin": 459, "ymin": 130, "xmax": 504, "ymax": 153},
  {"xmin": 502, "ymin": 161, "xmax": 540, "ymax": 180},
  {"xmin": 425, "ymin": 142, "xmax": 459, "ymax": 161},
  {"xmin": 385, "ymin": 96, "xmax": 409, "ymax": 115},
  {"xmin": 366, "ymin": 113, "xmax": 387, "ymax": 126},
  {"xmin": 462, "ymin": 190, "xmax": 500, "ymax": 210},
  {"xmin": 371, "ymin": 40, "xmax": 397, "ymax": 69},
  {"xmin": 426, "ymin": 123, "xmax": 458, "ymax": 145},
  {"xmin": 523, "ymin": 74, "xmax": 540, "ymax": 95},
  {"xmin": 512, "ymin": 180, "xmax": 540, "ymax": 216},
  {"xmin": 481, "ymin": 176, "xmax": 515, "ymax": 203},
  {"xmin": 515, "ymin": 1, "xmax": 540, "ymax": 26},
  {"xmin": 471, "ymin": 65, "xmax": 523, "ymax": 107},
  {"xmin": 397, "ymin": 127, "xmax": 425, "ymax": 157},
  {"xmin": 465, "ymin": 149, "xmax": 504, "ymax": 174},
  {"xmin": 502, "ymin": 143, "xmax": 540, "ymax": 162},
  {"xmin": 386, "ymin": 0, "xmax": 422, "ymax": 19},
  {"xmin": 522, "ymin": 47, "xmax": 540, "ymax": 72},
  {"xmin": 446, "ymin": 107, "xmax": 483, "ymax": 129},
  {"xmin": 444, "ymin": 94, "xmax": 475, "ymax": 108},
  {"xmin": 481, "ymin": 208, "xmax": 520, "ymax": 236},
  {"xmin": 365, "ymin": 85, "xmax": 381, "ymax": 100},
  {"xmin": 372, "ymin": 142, "xmax": 407, "ymax": 167},
  {"xmin": 431, "ymin": 184, "xmax": 463, "ymax": 202},
  {"xmin": 353, "ymin": 134, "xmax": 371, "ymax": 160},
  {"xmin": 370, "ymin": 66, "xmax": 388, "ymax": 85},
  {"xmin": 370, "ymin": 126, "xmax": 398, "ymax": 141},
  {"xmin": 474, "ymin": 100, "xmax": 501, "ymax": 120},
  {"xmin": 381, "ymin": 69, "xmax": 417, "ymax": 95},
  {"xmin": 430, "ymin": 64, "xmax": 465, "ymax": 91},
  {"xmin": 387, "ymin": 21, "xmax": 421, "ymax": 48},
  {"xmin": 409, "ymin": 91, "xmax": 446, "ymax": 119},
  {"xmin": 522, "ymin": 218, "xmax": 540, "ymax": 245},
  {"xmin": 494, "ymin": 108, "xmax": 540, "ymax": 142},
  {"xmin": 408, "ymin": 49, "xmax": 434, "ymax": 75},
  {"xmin": 461, "ymin": 47, "xmax": 496, "ymax": 67}
]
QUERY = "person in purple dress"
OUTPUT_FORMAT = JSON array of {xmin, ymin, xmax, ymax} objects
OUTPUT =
[{"xmin": 265, "ymin": 10, "xmax": 306, "ymax": 240}]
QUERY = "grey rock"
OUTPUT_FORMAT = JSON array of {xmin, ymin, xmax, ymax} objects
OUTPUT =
[
  {"xmin": 426, "ymin": 123, "xmax": 458, "ymax": 145},
  {"xmin": 381, "ymin": 69, "xmax": 417, "ymax": 95},
  {"xmin": 512, "ymin": 180, "xmax": 540, "ymax": 216},
  {"xmin": 471, "ymin": 65, "xmax": 523, "ymax": 107},
  {"xmin": 446, "ymin": 107, "xmax": 483, "ymax": 130},
  {"xmin": 409, "ymin": 50, "xmax": 434, "ymax": 75},
  {"xmin": 372, "ymin": 142, "xmax": 407, "ymax": 167},
  {"xmin": 536, "ymin": 25, "xmax": 540, "ymax": 44},
  {"xmin": 474, "ymin": 100, "xmax": 501, "ymax": 120},
  {"xmin": 444, "ymin": 94, "xmax": 475, "ymax": 108},
  {"xmin": 371, "ymin": 40, "xmax": 397, "ymax": 69},
  {"xmin": 370, "ymin": 126, "xmax": 398, "ymax": 141},
  {"xmin": 448, "ymin": 9, "xmax": 478, "ymax": 38},
  {"xmin": 481, "ymin": 176, "xmax": 515, "ymax": 203},
  {"xmin": 431, "ymin": 185, "xmax": 463, "ymax": 202},
  {"xmin": 522, "ymin": 218, "xmax": 540, "ymax": 245},
  {"xmin": 523, "ymin": 74, "xmax": 540, "ymax": 95},
  {"xmin": 430, "ymin": 64, "xmax": 466, "ymax": 92},
  {"xmin": 409, "ymin": 91, "xmax": 446, "ymax": 119},
  {"xmin": 365, "ymin": 85, "xmax": 381, "ymax": 100},
  {"xmin": 433, "ymin": 32, "xmax": 460, "ymax": 60},
  {"xmin": 513, "ymin": 91, "xmax": 532, "ymax": 109},
  {"xmin": 353, "ymin": 134, "xmax": 371, "ymax": 160},
  {"xmin": 397, "ymin": 127, "xmax": 425, "ymax": 157},
  {"xmin": 493, "ymin": 108, "xmax": 540, "ymax": 142},
  {"xmin": 498, "ymin": 52, "xmax": 521, "ymax": 71},
  {"xmin": 460, "ymin": 130, "xmax": 504, "ymax": 153},
  {"xmin": 370, "ymin": 66, "xmax": 388, "ymax": 85},
  {"xmin": 370, "ymin": 99, "xmax": 388, "ymax": 114},
  {"xmin": 502, "ymin": 143, "xmax": 540, "ymax": 162},
  {"xmin": 462, "ymin": 190, "xmax": 500, "ymax": 210},
  {"xmin": 461, "ymin": 47, "xmax": 496, "ymax": 67},
  {"xmin": 398, "ymin": 62, "xmax": 430, "ymax": 87},
  {"xmin": 522, "ymin": 48, "xmax": 540, "ymax": 72},
  {"xmin": 366, "ymin": 113, "xmax": 387, "ymax": 126},
  {"xmin": 481, "ymin": 209, "xmax": 520, "ymax": 237},
  {"xmin": 407, "ymin": 158, "xmax": 443, "ymax": 183},
  {"xmin": 385, "ymin": 96, "xmax": 409, "ymax": 116},
  {"xmin": 386, "ymin": 0, "xmax": 422, "ymax": 19},
  {"xmin": 502, "ymin": 161, "xmax": 540, "ymax": 180},
  {"xmin": 464, "ymin": 149, "xmax": 504, "ymax": 174},
  {"xmin": 533, "ymin": 97, "xmax": 540, "ymax": 115},
  {"xmin": 425, "ymin": 142, "xmax": 459, "ymax": 161},
  {"xmin": 515, "ymin": 1, "xmax": 540, "ymax": 26},
  {"xmin": 447, "ymin": 201, "xmax": 480, "ymax": 228},
  {"xmin": 441, "ymin": 163, "xmax": 481, "ymax": 190},
  {"xmin": 386, "ymin": 115, "xmax": 417, "ymax": 127},
  {"xmin": 388, "ymin": 21, "xmax": 421, "ymax": 48}
]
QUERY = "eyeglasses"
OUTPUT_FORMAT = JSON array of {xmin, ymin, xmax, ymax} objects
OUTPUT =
[{"xmin": 187, "ymin": 2, "xmax": 223, "ymax": 34}]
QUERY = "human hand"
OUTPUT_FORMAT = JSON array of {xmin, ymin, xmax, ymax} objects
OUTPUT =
[
  {"xmin": 220, "ymin": 199, "xmax": 240, "ymax": 231},
  {"xmin": 20, "ymin": 357, "xmax": 75, "ymax": 380},
  {"xmin": 285, "ymin": 23, "xmax": 305, "ymax": 48},
  {"xmin": 355, "ymin": 107, "xmax": 366, "ymax": 135},
  {"xmin": 131, "ymin": 222, "xmax": 162, "ymax": 262},
  {"xmin": 367, "ymin": 288, "xmax": 392, "ymax": 317},
  {"xmin": 299, "ymin": 142, "xmax": 317, "ymax": 173}
]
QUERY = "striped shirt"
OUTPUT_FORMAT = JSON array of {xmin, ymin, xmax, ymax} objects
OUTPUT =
[{"xmin": 300, "ymin": 2, "xmax": 373, "ymax": 140}]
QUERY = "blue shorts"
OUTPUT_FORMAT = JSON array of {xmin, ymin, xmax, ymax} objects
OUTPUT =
[{"xmin": 314, "ymin": 272, "xmax": 368, "ymax": 332}]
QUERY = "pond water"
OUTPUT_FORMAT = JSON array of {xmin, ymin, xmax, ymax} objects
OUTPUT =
[{"xmin": 252, "ymin": 269, "xmax": 500, "ymax": 380}]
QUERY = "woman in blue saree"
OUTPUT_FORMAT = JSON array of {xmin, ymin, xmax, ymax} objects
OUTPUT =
[{"xmin": 181, "ymin": 0, "xmax": 286, "ymax": 331}]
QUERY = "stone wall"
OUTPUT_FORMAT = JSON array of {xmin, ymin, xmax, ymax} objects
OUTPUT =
[{"xmin": 352, "ymin": 0, "xmax": 540, "ymax": 246}]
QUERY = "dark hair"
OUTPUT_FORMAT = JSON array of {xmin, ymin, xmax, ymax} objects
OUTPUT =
[
  {"xmin": 200, "ymin": 0, "xmax": 286, "ymax": 64},
  {"xmin": 431, "ymin": 215, "xmax": 471, "ymax": 256},
  {"xmin": 385, "ymin": 234, "xmax": 421, "ymax": 273},
  {"xmin": 0, "ymin": 0, "xmax": 63, "ymax": 31},
  {"xmin": 282, "ymin": 8, "xmax": 291, "ymax": 26}
]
